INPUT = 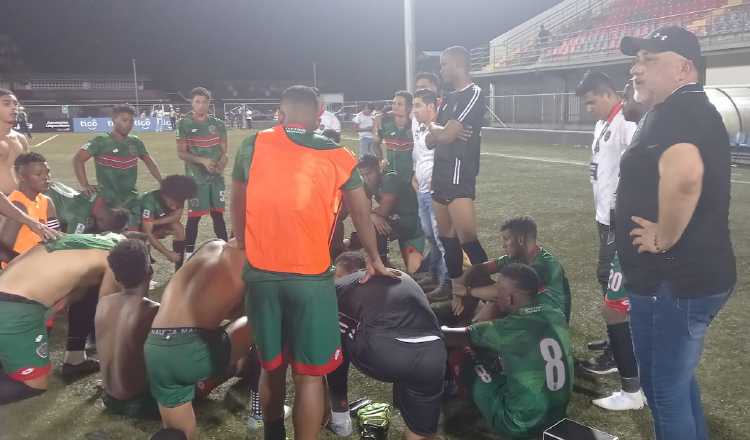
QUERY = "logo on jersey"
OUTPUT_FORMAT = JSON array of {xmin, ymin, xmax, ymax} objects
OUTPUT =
[
  {"xmin": 191, "ymin": 128, "xmax": 199, "ymax": 133},
  {"xmin": 603, "ymin": 131, "xmax": 611, "ymax": 142},
  {"xmin": 75, "ymin": 223, "xmax": 86, "ymax": 234},
  {"xmin": 209, "ymin": 125, "xmax": 217, "ymax": 134},
  {"xmin": 36, "ymin": 342, "xmax": 49, "ymax": 359},
  {"xmin": 19, "ymin": 368, "xmax": 36, "ymax": 376},
  {"xmin": 35, "ymin": 334, "xmax": 44, "ymax": 343},
  {"xmin": 142, "ymin": 209, "xmax": 151, "ymax": 219}
]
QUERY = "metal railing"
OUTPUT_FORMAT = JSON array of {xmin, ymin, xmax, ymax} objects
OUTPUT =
[{"xmin": 488, "ymin": 93, "xmax": 593, "ymax": 129}]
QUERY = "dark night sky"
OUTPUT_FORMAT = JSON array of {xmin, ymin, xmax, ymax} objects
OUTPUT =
[{"xmin": 7, "ymin": 0, "xmax": 561, "ymax": 99}]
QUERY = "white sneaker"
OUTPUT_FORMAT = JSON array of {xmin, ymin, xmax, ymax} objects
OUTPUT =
[
  {"xmin": 328, "ymin": 411, "xmax": 353, "ymax": 436},
  {"xmin": 593, "ymin": 390, "xmax": 645, "ymax": 411},
  {"xmin": 247, "ymin": 405, "xmax": 292, "ymax": 431}
]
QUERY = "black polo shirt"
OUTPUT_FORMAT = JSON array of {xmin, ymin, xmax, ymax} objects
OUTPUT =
[
  {"xmin": 615, "ymin": 83, "xmax": 736, "ymax": 297},
  {"xmin": 434, "ymin": 83, "xmax": 485, "ymax": 183}
]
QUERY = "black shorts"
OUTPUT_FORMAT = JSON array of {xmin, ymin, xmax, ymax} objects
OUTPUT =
[
  {"xmin": 432, "ymin": 157, "xmax": 477, "ymax": 205},
  {"xmin": 349, "ymin": 333, "xmax": 446, "ymax": 436}
]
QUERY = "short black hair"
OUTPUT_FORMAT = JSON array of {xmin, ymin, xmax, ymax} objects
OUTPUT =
[
  {"xmin": 394, "ymin": 90, "xmax": 413, "ymax": 110},
  {"xmin": 14, "ymin": 152, "xmax": 47, "ymax": 172},
  {"xmin": 107, "ymin": 239, "xmax": 150, "ymax": 288},
  {"xmin": 361, "ymin": 102, "xmax": 374, "ymax": 111},
  {"xmin": 416, "ymin": 72, "xmax": 440, "ymax": 88},
  {"xmin": 414, "ymin": 88, "xmax": 438, "ymax": 106},
  {"xmin": 575, "ymin": 71, "xmax": 617, "ymax": 97},
  {"xmin": 0, "ymin": 88, "xmax": 14, "ymax": 98},
  {"xmin": 500, "ymin": 216, "xmax": 537, "ymax": 241},
  {"xmin": 357, "ymin": 154, "xmax": 380, "ymax": 171},
  {"xmin": 335, "ymin": 251, "xmax": 366, "ymax": 273},
  {"xmin": 499, "ymin": 263, "xmax": 540, "ymax": 296},
  {"xmin": 191, "ymin": 87, "xmax": 211, "ymax": 99},
  {"xmin": 150, "ymin": 429, "xmax": 188, "ymax": 440},
  {"xmin": 112, "ymin": 104, "xmax": 136, "ymax": 116},
  {"xmin": 160, "ymin": 175, "xmax": 198, "ymax": 204},
  {"xmin": 281, "ymin": 85, "xmax": 319, "ymax": 109},
  {"xmin": 109, "ymin": 208, "xmax": 131, "ymax": 233},
  {"xmin": 443, "ymin": 46, "xmax": 472, "ymax": 71},
  {"xmin": 322, "ymin": 129, "xmax": 341, "ymax": 143}
]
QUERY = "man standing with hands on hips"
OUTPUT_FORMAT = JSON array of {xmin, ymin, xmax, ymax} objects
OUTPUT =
[{"xmin": 617, "ymin": 26, "xmax": 736, "ymax": 440}]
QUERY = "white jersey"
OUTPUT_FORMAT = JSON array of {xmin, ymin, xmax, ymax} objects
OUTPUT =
[
  {"xmin": 352, "ymin": 112, "xmax": 374, "ymax": 139},
  {"xmin": 412, "ymin": 117, "xmax": 434, "ymax": 194},
  {"xmin": 320, "ymin": 111, "xmax": 342, "ymax": 133},
  {"xmin": 590, "ymin": 104, "xmax": 637, "ymax": 225}
]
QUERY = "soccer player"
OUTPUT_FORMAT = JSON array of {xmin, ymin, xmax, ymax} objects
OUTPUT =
[
  {"xmin": 373, "ymin": 90, "xmax": 414, "ymax": 177},
  {"xmin": 73, "ymin": 104, "xmax": 162, "ymax": 208},
  {"xmin": 443, "ymin": 263, "xmax": 573, "ymax": 439},
  {"xmin": 461, "ymin": 216, "xmax": 572, "ymax": 322},
  {"xmin": 46, "ymin": 181, "xmax": 130, "ymax": 234},
  {"xmin": 0, "ymin": 89, "xmax": 30, "ymax": 195},
  {"xmin": 95, "ymin": 238, "xmax": 160, "ymax": 418},
  {"xmin": 176, "ymin": 87, "xmax": 229, "ymax": 256},
  {"xmin": 352, "ymin": 103, "xmax": 375, "ymax": 158},
  {"xmin": 231, "ymin": 85, "xmax": 393, "ymax": 440},
  {"xmin": 127, "ymin": 175, "xmax": 197, "ymax": 268},
  {"xmin": 328, "ymin": 252, "xmax": 446, "ymax": 440},
  {"xmin": 357, "ymin": 154, "xmax": 424, "ymax": 275},
  {"xmin": 412, "ymin": 85, "xmax": 450, "ymax": 300},
  {"xmin": 426, "ymin": 46, "xmax": 489, "ymax": 305},
  {"xmin": 144, "ymin": 239, "xmax": 256, "ymax": 439},
  {"xmin": 0, "ymin": 153, "xmax": 57, "ymax": 260},
  {"xmin": 0, "ymin": 233, "xmax": 129, "ymax": 405}
]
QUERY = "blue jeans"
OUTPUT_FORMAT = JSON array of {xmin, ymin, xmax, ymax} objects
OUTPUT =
[
  {"xmin": 358, "ymin": 137, "xmax": 375, "ymax": 158},
  {"xmin": 417, "ymin": 191, "xmax": 447, "ymax": 283},
  {"xmin": 629, "ymin": 283, "xmax": 733, "ymax": 440}
]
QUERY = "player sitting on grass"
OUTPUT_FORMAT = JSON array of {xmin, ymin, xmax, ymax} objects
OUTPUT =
[
  {"xmin": 144, "ymin": 239, "xmax": 265, "ymax": 440},
  {"xmin": 357, "ymin": 154, "xmax": 425, "ymax": 274},
  {"xmin": 95, "ymin": 238, "xmax": 161, "ymax": 419},
  {"xmin": 327, "ymin": 252, "xmax": 446, "ymax": 440},
  {"xmin": 461, "ymin": 215, "xmax": 572, "ymax": 322},
  {"xmin": 128, "ymin": 175, "xmax": 197, "ymax": 269},
  {"xmin": 442, "ymin": 263, "xmax": 573, "ymax": 439},
  {"xmin": 0, "ymin": 233, "xmax": 131, "ymax": 405},
  {"xmin": 46, "ymin": 180, "xmax": 130, "ymax": 234}
]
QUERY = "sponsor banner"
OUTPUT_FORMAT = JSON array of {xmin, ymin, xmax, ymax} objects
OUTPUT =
[
  {"xmin": 72, "ymin": 117, "xmax": 173, "ymax": 133},
  {"xmin": 42, "ymin": 120, "xmax": 72, "ymax": 132}
]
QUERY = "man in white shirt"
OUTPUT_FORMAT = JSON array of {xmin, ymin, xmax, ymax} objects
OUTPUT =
[
  {"xmin": 412, "ymin": 75, "xmax": 450, "ymax": 300},
  {"xmin": 352, "ymin": 103, "xmax": 375, "ymax": 158},
  {"xmin": 319, "ymin": 109, "xmax": 341, "ymax": 134}
]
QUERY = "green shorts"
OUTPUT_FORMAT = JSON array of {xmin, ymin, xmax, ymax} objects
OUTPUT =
[
  {"xmin": 398, "ymin": 233, "xmax": 425, "ymax": 255},
  {"xmin": 143, "ymin": 328, "xmax": 231, "ymax": 408},
  {"xmin": 0, "ymin": 293, "xmax": 50, "ymax": 381},
  {"xmin": 188, "ymin": 178, "xmax": 225, "ymax": 216},
  {"xmin": 243, "ymin": 265, "xmax": 343, "ymax": 376},
  {"xmin": 102, "ymin": 391, "xmax": 159, "ymax": 419}
]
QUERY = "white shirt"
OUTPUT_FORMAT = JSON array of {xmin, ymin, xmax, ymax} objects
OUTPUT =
[
  {"xmin": 352, "ymin": 112, "xmax": 374, "ymax": 139},
  {"xmin": 320, "ymin": 111, "xmax": 341, "ymax": 133},
  {"xmin": 590, "ymin": 104, "xmax": 637, "ymax": 225},
  {"xmin": 412, "ymin": 117, "xmax": 434, "ymax": 194}
]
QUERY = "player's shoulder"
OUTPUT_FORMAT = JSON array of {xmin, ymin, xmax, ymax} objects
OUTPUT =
[{"xmin": 208, "ymin": 116, "xmax": 225, "ymax": 127}]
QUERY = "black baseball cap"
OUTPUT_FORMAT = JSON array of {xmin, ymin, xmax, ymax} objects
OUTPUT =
[{"xmin": 621, "ymin": 26, "xmax": 702, "ymax": 63}]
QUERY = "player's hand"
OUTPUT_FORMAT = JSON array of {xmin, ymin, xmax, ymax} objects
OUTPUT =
[
  {"xmin": 452, "ymin": 281, "xmax": 469, "ymax": 297},
  {"xmin": 451, "ymin": 294, "xmax": 465, "ymax": 316},
  {"xmin": 629, "ymin": 216, "xmax": 659, "ymax": 254},
  {"xmin": 81, "ymin": 184, "xmax": 97, "ymax": 197},
  {"xmin": 457, "ymin": 127, "xmax": 473, "ymax": 142},
  {"xmin": 27, "ymin": 221, "xmax": 63, "ymax": 241},
  {"xmin": 359, "ymin": 257, "xmax": 400, "ymax": 283},
  {"xmin": 165, "ymin": 251, "xmax": 182, "ymax": 263},
  {"xmin": 370, "ymin": 213, "xmax": 392, "ymax": 236}
]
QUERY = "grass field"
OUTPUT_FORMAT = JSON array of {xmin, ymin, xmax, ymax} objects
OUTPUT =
[{"xmin": 0, "ymin": 129, "xmax": 748, "ymax": 440}]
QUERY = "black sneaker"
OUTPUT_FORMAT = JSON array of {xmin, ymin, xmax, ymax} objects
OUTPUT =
[
  {"xmin": 62, "ymin": 359, "xmax": 100, "ymax": 383},
  {"xmin": 581, "ymin": 350, "xmax": 618, "ymax": 375},
  {"xmin": 587, "ymin": 339, "xmax": 609, "ymax": 351}
]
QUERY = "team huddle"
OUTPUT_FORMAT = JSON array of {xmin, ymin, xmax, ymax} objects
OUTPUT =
[{"xmin": 0, "ymin": 45, "xmax": 635, "ymax": 440}]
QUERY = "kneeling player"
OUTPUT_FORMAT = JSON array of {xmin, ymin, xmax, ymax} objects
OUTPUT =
[
  {"xmin": 0, "ymin": 233, "xmax": 129, "ymax": 405},
  {"xmin": 443, "ymin": 264, "xmax": 573, "ymax": 439},
  {"xmin": 95, "ymin": 238, "xmax": 161, "ymax": 418},
  {"xmin": 328, "ymin": 252, "xmax": 445, "ymax": 440},
  {"xmin": 144, "ymin": 239, "xmax": 257, "ymax": 439},
  {"xmin": 47, "ymin": 181, "xmax": 130, "ymax": 234},
  {"xmin": 128, "ymin": 175, "xmax": 197, "ymax": 268},
  {"xmin": 357, "ymin": 155, "xmax": 425, "ymax": 274}
]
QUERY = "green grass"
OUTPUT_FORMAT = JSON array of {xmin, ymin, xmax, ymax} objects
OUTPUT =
[{"xmin": 0, "ymin": 130, "xmax": 747, "ymax": 440}]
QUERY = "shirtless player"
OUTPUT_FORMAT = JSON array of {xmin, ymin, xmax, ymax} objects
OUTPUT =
[
  {"xmin": 0, "ymin": 89, "xmax": 30, "ymax": 195},
  {"xmin": 0, "ymin": 233, "xmax": 129, "ymax": 405},
  {"xmin": 144, "ymin": 239, "xmax": 257, "ymax": 439}
]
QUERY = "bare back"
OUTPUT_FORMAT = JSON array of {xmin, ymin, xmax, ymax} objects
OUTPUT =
[
  {"xmin": 151, "ymin": 240, "xmax": 246, "ymax": 329},
  {"xmin": 0, "ymin": 245, "xmax": 115, "ymax": 307},
  {"xmin": 0, "ymin": 129, "xmax": 29, "ymax": 195},
  {"xmin": 95, "ymin": 292, "xmax": 159, "ymax": 399}
]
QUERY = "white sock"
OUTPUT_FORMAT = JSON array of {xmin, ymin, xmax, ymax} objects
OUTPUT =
[
  {"xmin": 64, "ymin": 350, "xmax": 87, "ymax": 365},
  {"xmin": 330, "ymin": 410, "xmax": 352, "ymax": 436}
]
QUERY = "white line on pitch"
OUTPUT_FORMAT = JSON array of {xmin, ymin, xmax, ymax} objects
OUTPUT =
[{"xmin": 32, "ymin": 134, "xmax": 60, "ymax": 148}]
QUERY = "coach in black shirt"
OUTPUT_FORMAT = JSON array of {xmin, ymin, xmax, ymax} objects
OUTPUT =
[{"xmin": 617, "ymin": 26, "xmax": 735, "ymax": 440}]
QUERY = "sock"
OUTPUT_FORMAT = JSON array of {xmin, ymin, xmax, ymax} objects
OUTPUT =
[
  {"xmin": 66, "ymin": 287, "xmax": 98, "ymax": 353},
  {"xmin": 210, "ymin": 211, "xmax": 228, "ymax": 241},
  {"xmin": 249, "ymin": 390, "xmax": 262, "ymax": 418},
  {"xmin": 439, "ymin": 236, "xmax": 463, "ymax": 279},
  {"xmin": 172, "ymin": 240, "xmax": 185, "ymax": 270},
  {"xmin": 64, "ymin": 350, "xmax": 86, "ymax": 365},
  {"xmin": 185, "ymin": 216, "xmax": 201, "ymax": 251},
  {"xmin": 607, "ymin": 322, "xmax": 640, "ymax": 392},
  {"xmin": 376, "ymin": 233, "xmax": 389, "ymax": 264},
  {"xmin": 0, "ymin": 374, "xmax": 45, "ymax": 405},
  {"xmin": 462, "ymin": 240, "xmax": 488, "ymax": 265},
  {"xmin": 264, "ymin": 418, "xmax": 285, "ymax": 440}
]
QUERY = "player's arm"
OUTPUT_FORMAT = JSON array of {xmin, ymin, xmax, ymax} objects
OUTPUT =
[
  {"xmin": 0, "ymin": 195, "xmax": 60, "ymax": 241},
  {"xmin": 45, "ymin": 196, "xmax": 60, "ymax": 231},
  {"xmin": 141, "ymin": 220, "xmax": 180, "ymax": 263},
  {"xmin": 0, "ymin": 202, "xmax": 25, "ymax": 251},
  {"xmin": 98, "ymin": 266, "xmax": 120, "ymax": 298},
  {"xmin": 177, "ymin": 140, "xmax": 214, "ymax": 168},
  {"xmin": 150, "ymin": 208, "xmax": 183, "ymax": 227},
  {"xmin": 18, "ymin": 132, "xmax": 30, "ymax": 153},
  {"xmin": 230, "ymin": 136, "xmax": 255, "ymax": 249},
  {"xmin": 460, "ymin": 259, "xmax": 500, "ymax": 287},
  {"xmin": 372, "ymin": 115, "xmax": 383, "ymax": 158},
  {"xmin": 215, "ymin": 136, "xmax": 230, "ymax": 173},
  {"xmin": 343, "ymin": 186, "xmax": 397, "ymax": 281},
  {"xmin": 140, "ymin": 154, "xmax": 163, "ymax": 183},
  {"xmin": 441, "ymin": 326, "xmax": 471, "ymax": 347},
  {"xmin": 72, "ymin": 148, "xmax": 96, "ymax": 196}
]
